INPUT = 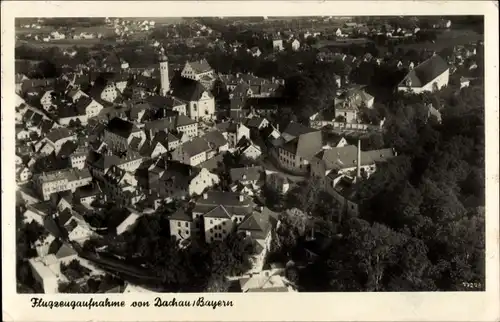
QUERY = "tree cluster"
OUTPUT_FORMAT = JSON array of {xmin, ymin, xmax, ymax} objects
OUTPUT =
[{"xmin": 300, "ymin": 84, "xmax": 485, "ymax": 292}]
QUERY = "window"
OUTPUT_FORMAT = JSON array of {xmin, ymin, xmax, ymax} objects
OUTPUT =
[
  {"xmin": 185, "ymin": 222, "xmax": 189, "ymax": 227},
  {"xmin": 177, "ymin": 222, "xmax": 181, "ymax": 227},
  {"xmin": 210, "ymin": 220, "xmax": 213, "ymax": 224},
  {"xmin": 210, "ymin": 228, "xmax": 213, "ymax": 233},
  {"xmin": 186, "ymin": 230, "xmax": 190, "ymax": 235}
]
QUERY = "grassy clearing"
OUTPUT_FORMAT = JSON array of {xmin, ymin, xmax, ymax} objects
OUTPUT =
[{"xmin": 396, "ymin": 29, "xmax": 483, "ymax": 51}]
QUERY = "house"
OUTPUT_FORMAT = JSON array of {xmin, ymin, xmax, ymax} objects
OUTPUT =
[
  {"xmin": 265, "ymin": 170, "xmax": 292, "ymax": 194},
  {"xmin": 310, "ymin": 142, "xmax": 396, "ymax": 200},
  {"xmin": 244, "ymin": 117, "xmax": 270, "ymax": 132},
  {"xmin": 272, "ymin": 39, "xmax": 284, "ymax": 51},
  {"xmin": 86, "ymin": 150, "xmax": 143, "ymax": 180},
  {"xmin": 148, "ymin": 159, "xmax": 219, "ymax": 206},
  {"xmin": 270, "ymin": 122, "xmax": 323, "ymax": 175},
  {"xmin": 101, "ymin": 165, "xmax": 139, "ymax": 205},
  {"xmin": 171, "ymin": 130, "xmax": 228, "ymax": 166},
  {"xmin": 116, "ymin": 211, "xmax": 141, "ymax": 235},
  {"xmin": 67, "ymin": 88, "xmax": 89, "ymax": 102},
  {"xmin": 57, "ymin": 209, "xmax": 95, "ymax": 244},
  {"xmin": 45, "ymin": 128, "xmax": 77, "ymax": 155},
  {"xmin": 74, "ymin": 97, "xmax": 103, "ymax": 119},
  {"xmin": 230, "ymin": 166, "xmax": 263, "ymax": 186},
  {"xmin": 335, "ymin": 28, "xmax": 343, "ymax": 37},
  {"xmin": 74, "ymin": 183, "xmax": 102, "ymax": 205},
  {"xmin": 249, "ymin": 47, "xmax": 262, "ymax": 57},
  {"xmin": 139, "ymin": 139, "xmax": 168, "ymax": 159},
  {"xmin": 17, "ymin": 166, "xmax": 33, "ymax": 183},
  {"xmin": 144, "ymin": 114, "xmax": 198, "ymax": 140},
  {"xmin": 216, "ymin": 122, "xmax": 250, "ymax": 148},
  {"xmin": 195, "ymin": 191, "xmax": 254, "ymax": 242},
  {"xmin": 397, "ymin": 54, "xmax": 449, "ymax": 93},
  {"xmin": 291, "ymin": 39, "xmax": 300, "ymax": 51},
  {"xmin": 237, "ymin": 207, "xmax": 278, "ymax": 273},
  {"xmin": 240, "ymin": 143, "xmax": 262, "ymax": 160},
  {"xmin": 236, "ymin": 270, "xmax": 296, "ymax": 292},
  {"xmin": 170, "ymin": 77, "xmax": 216, "ymax": 121},
  {"xmin": 40, "ymin": 90, "xmax": 55, "ymax": 110},
  {"xmin": 28, "ymin": 241, "xmax": 79, "ymax": 293},
  {"xmin": 69, "ymin": 147, "xmax": 88, "ymax": 169},
  {"xmin": 180, "ymin": 59, "xmax": 216, "ymax": 90},
  {"xmin": 50, "ymin": 31, "xmax": 66, "ymax": 40},
  {"xmin": 146, "ymin": 95, "xmax": 187, "ymax": 116},
  {"xmin": 33, "ymin": 168, "xmax": 92, "ymax": 201},
  {"xmin": 103, "ymin": 117, "xmax": 146, "ymax": 152},
  {"xmin": 334, "ymin": 87, "xmax": 375, "ymax": 123},
  {"xmin": 169, "ymin": 209, "xmax": 193, "ymax": 242}
]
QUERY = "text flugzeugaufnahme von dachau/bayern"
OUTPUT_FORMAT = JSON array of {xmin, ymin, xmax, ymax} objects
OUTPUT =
[{"xmin": 31, "ymin": 297, "xmax": 234, "ymax": 310}]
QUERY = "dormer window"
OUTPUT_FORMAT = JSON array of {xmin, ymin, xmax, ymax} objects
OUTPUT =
[{"xmin": 405, "ymin": 78, "xmax": 412, "ymax": 87}]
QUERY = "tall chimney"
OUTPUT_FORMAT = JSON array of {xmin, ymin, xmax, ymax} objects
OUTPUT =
[{"xmin": 356, "ymin": 139, "xmax": 361, "ymax": 179}]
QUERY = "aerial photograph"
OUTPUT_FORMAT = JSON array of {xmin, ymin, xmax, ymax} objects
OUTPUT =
[{"xmin": 14, "ymin": 16, "xmax": 485, "ymax": 294}]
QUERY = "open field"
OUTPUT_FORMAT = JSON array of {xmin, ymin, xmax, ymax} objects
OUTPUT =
[
  {"xmin": 313, "ymin": 38, "xmax": 373, "ymax": 49},
  {"xmin": 396, "ymin": 29, "xmax": 483, "ymax": 51},
  {"xmin": 16, "ymin": 39, "xmax": 116, "ymax": 49}
]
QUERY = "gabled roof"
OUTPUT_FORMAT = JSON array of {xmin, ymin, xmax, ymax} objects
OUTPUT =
[
  {"xmin": 169, "ymin": 209, "xmax": 192, "ymax": 221},
  {"xmin": 171, "ymin": 77, "xmax": 213, "ymax": 102},
  {"xmin": 238, "ymin": 208, "xmax": 273, "ymax": 234},
  {"xmin": 202, "ymin": 130, "xmax": 228, "ymax": 149},
  {"xmin": 186, "ymin": 59, "xmax": 213, "ymax": 74},
  {"xmin": 46, "ymin": 128, "xmax": 73, "ymax": 143},
  {"xmin": 204, "ymin": 205, "xmax": 232, "ymax": 219},
  {"xmin": 399, "ymin": 54, "xmax": 449, "ymax": 88},
  {"xmin": 230, "ymin": 166, "xmax": 263, "ymax": 182},
  {"xmin": 181, "ymin": 137, "xmax": 211, "ymax": 157},
  {"xmin": 282, "ymin": 122, "xmax": 317, "ymax": 139},
  {"xmin": 106, "ymin": 117, "xmax": 140, "ymax": 138}
]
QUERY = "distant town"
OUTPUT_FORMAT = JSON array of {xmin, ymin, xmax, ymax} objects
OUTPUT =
[{"xmin": 15, "ymin": 16, "xmax": 485, "ymax": 294}]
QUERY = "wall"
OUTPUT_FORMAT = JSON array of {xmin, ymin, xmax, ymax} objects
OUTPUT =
[
  {"xmin": 398, "ymin": 69, "xmax": 450, "ymax": 94},
  {"xmin": 204, "ymin": 216, "xmax": 233, "ymax": 243},
  {"xmin": 170, "ymin": 219, "xmax": 191, "ymax": 241},
  {"xmin": 188, "ymin": 169, "xmax": 219, "ymax": 196}
]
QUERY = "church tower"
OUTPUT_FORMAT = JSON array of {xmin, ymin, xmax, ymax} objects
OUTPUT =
[{"xmin": 159, "ymin": 48, "xmax": 169, "ymax": 96}]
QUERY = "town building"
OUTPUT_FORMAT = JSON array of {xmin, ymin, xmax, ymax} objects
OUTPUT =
[
  {"xmin": 397, "ymin": 54, "xmax": 449, "ymax": 93},
  {"xmin": 33, "ymin": 168, "xmax": 92, "ymax": 201},
  {"xmin": 270, "ymin": 122, "xmax": 323, "ymax": 175}
]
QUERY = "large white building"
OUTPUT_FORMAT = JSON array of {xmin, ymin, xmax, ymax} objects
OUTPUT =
[
  {"xmin": 180, "ymin": 59, "xmax": 216, "ymax": 90},
  {"xmin": 33, "ymin": 168, "xmax": 92, "ymax": 201},
  {"xmin": 397, "ymin": 54, "xmax": 450, "ymax": 93},
  {"xmin": 171, "ymin": 78, "xmax": 216, "ymax": 121}
]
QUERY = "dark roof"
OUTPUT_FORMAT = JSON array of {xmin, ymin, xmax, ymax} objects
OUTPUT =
[
  {"xmin": 182, "ymin": 137, "xmax": 210, "ymax": 157},
  {"xmin": 400, "ymin": 54, "xmax": 449, "ymax": 88},
  {"xmin": 194, "ymin": 191, "xmax": 253, "ymax": 216},
  {"xmin": 230, "ymin": 166, "xmax": 263, "ymax": 182},
  {"xmin": 169, "ymin": 209, "xmax": 192, "ymax": 221},
  {"xmin": 106, "ymin": 117, "xmax": 139, "ymax": 138},
  {"xmin": 282, "ymin": 122, "xmax": 317, "ymax": 139},
  {"xmin": 204, "ymin": 205, "xmax": 232, "ymax": 219},
  {"xmin": 170, "ymin": 76, "xmax": 213, "ymax": 102},
  {"xmin": 238, "ymin": 208, "xmax": 272, "ymax": 233},
  {"xmin": 75, "ymin": 183, "xmax": 101, "ymax": 199},
  {"xmin": 202, "ymin": 130, "xmax": 228, "ymax": 149},
  {"xmin": 46, "ymin": 128, "xmax": 73, "ymax": 143},
  {"xmin": 57, "ymin": 140, "xmax": 79, "ymax": 158},
  {"xmin": 58, "ymin": 208, "xmax": 74, "ymax": 226},
  {"xmin": 146, "ymin": 95, "xmax": 185, "ymax": 109},
  {"xmin": 186, "ymin": 59, "xmax": 213, "ymax": 74},
  {"xmin": 195, "ymin": 153, "xmax": 224, "ymax": 171},
  {"xmin": 216, "ymin": 121, "xmax": 239, "ymax": 133}
]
